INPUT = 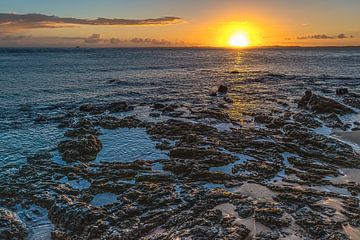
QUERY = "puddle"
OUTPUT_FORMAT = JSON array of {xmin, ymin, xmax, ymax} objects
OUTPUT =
[
  {"xmin": 97, "ymin": 128, "xmax": 168, "ymax": 163},
  {"xmin": 313, "ymin": 126, "xmax": 332, "ymax": 136},
  {"xmin": 90, "ymin": 193, "xmax": 118, "ymax": 207},
  {"xmin": 332, "ymin": 130, "xmax": 360, "ymax": 152},
  {"xmin": 203, "ymin": 183, "xmax": 226, "ymax": 189},
  {"xmin": 16, "ymin": 204, "xmax": 54, "ymax": 240},
  {"xmin": 330, "ymin": 169, "xmax": 360, "ymax": 185},
  {"xmin": 59, "ymin": 176, "xmax": 91, "ymax": 190},
  {"xmin": 270, "ymin": 152, "xmax": 299, "ymax": 182},
  {"xmin": 230, "ymin": 182, "xmax": 276, "ymax": 202},
  {"xmin": 152, "ymin": 161, "xmax": 164, "ymax": 172},
  {"xmin": 213, "ymin": 122, "xmax": 240, "ymax": 132},
  {"xmin": 254, "ymin": 138, "xmax": 276, "ymax": 144},
  {"xmin": 210, "ymin": 151, "xmax": 254, "ymax": 174}
]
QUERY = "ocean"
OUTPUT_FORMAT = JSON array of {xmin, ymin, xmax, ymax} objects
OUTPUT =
[{"xmin": 1, "ymin": 47, "xmax": 360, "ymax": 167}]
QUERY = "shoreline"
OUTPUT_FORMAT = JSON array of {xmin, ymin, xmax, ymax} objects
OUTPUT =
[{"xmin": 1, "ymin": 84, "xmax": 360, "ymax": 239}]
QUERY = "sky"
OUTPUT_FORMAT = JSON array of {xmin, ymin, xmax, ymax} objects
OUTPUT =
[{"xmin": 1, "ymin": 0, "xmax": 360, "ymax": 47}]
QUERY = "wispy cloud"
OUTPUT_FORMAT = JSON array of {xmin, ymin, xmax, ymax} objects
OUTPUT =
[
  {"xmin": 0, "ymin": 33, "xmax": 183, "ymax": 47},
  {"xmin": 0, "ymin": 13, "xmax": 183, "ymax": 32},
  {"xmin": 297, "ymin": 33, "xmax": 354, "ymax": 40}
]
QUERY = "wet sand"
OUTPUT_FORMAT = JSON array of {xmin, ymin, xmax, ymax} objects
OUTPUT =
[{"xmin": 333, "ymin": 130, "xmax": 360, "ymax": 146}]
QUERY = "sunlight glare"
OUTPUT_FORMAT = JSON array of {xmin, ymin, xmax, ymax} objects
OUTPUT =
[{"xmin": 229, "ymin": 33, "xmax": 250, "ymax": 47}]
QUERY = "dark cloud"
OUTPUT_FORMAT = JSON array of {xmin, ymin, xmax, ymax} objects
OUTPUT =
[
  {"xmin": 0, "ymin": 35, "xmax": 28, "ymax": 41},
  {"xmin": 84, "ymin": 34, "xmax": 104, "ymax": 44},
  {"xmin": 129, "ymin": 38, "xmax": 171, "ymax": 45},
  {"xmin": 0, "ymin": 13, "xmax": 183, "ymax": 31},
  {"xmin": 109, "ymin": 38, "xmax": 126, "ymax": 44},
  {"xmin": 297, "ymin": 34, "xmax": 354, "ymax": 40},
  {"xmin": 0, "ymin": 33, "xmax": 181, "ymax": 47}
]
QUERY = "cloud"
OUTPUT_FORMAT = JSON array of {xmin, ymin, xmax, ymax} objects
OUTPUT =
[
  {"xmin": 0, "ymin": 33, "xmax": 182, "ymax": 47},
  {"xmin": 0, "ymin": 13, "xmax": 183, "ymax": 31},
  {"xmin": 297, "ymin": 34, "xmax": 354, "ymax": 40},
  {"xmin": 129, "ymin": 38, "xmax": 171, "ymax": 45},
  {"xmin": 84, "ymin": 34, "xmax": 104, "ymax": 44}
]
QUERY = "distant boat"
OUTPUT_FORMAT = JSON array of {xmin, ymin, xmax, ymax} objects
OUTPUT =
[{"xmin": 76, "ymin": 46, "xmax": 80, "ymax": 49}]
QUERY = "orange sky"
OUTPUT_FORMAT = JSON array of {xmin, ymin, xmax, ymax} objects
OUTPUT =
[{"xmin": 1, "ymin": 0, "xmax": 359, "ymax": 47}]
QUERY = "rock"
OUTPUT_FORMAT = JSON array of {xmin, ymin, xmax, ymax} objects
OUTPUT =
[
  {"xmin": 336, "ymin": 88, "xmax": 348, "ymax": 95},
  {"xmin": 58, "ymin": 134, "xmax": 102, "ymax": 162},
  {"xmin": 169, "ymin": 147, "xmax": 220, "ymax": 160},
  {"xmin": 27, "ymin": 151, "xmax": 52, "ymax": 164},
  {"xmin": 153, "ymin": 103, "xmax": 166, "ymax": 110},
  {"xmin": 255, "ymin": 206, "xmax": 290, "ymax": 227},
  {"xmin": 0, "ymin": 208, "xmax": 27, "ymax": 240},
  {"xmin": 106, "ymin": 101, "xmax": 132, "ymax": 113},
  {"xmin": 293, "ymin": 113, "xmax": 322, "ymax": 128},
  {"xmin": 79, "ymin": 104, "xmax": 104, "ymax": 114},
  {"xmin": 224, "ymin": 96, "xmax": 234, "ymax": 103},
  {"xmin": 149, "ymin": 112, "xmax": 161, "ymax": 118},
  {"xmin": 35, "ymin": 115, "xmax": 47, "ymax": 123},
  {"xmin": 218, "ymin": 85, "xmax": 228, "ymax": 94},
  {"xmin": 298, "ymin": 91, "xmax": 354, "ymax": 115},
  {"xmin": 343, "ymin": 93, "xmax": 360, "ymax": 109},
  {"xmin": 322, "ymin": 113, "xmax": 346, "ymax": 130}
]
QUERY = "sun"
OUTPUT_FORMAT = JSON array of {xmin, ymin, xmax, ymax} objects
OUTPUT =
[{"xmin": 229, "ymin": 33, "xmax": 250, "ymax": 47}]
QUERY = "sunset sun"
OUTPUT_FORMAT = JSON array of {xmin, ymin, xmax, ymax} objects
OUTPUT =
[{"xmin": 229, "ymin": 33, "xmax": 250, "ymax": 47}]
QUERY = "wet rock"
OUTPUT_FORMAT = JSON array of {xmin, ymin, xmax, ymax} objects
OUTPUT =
[
  {"xmin": 58, "ymin": 134, "xmax": 102, "ymax": 162},
  {"xmin": 149, "ymin": 112, "xmax": 161, "ymax": 118},
  {"xmin": 27, "ymin": 151, "xmax": 52, "ymax": 164},
  {"xmin": 224, "ymin": 96, "xmax": 234, "ymax": 103},
  {"xmin": 218, "ymin": 85, "xmax": 228, "ymax": 94},
  {"xmin": 169, "ymin": 147, "xmax": 221, "ymax": 160},
  {"xmin": 97, "ymin": 116, "xmax": 142, "ymax": 129},
  {"xmin": 35, "ymin": 115, "xmax": 48, "ymax": 123},
  {"xmin": 153, "ymin": 103, "xmax": 166, "ymax": 110},
  {"xmin": 236, "ymin": 203, "xmax": 254, "ymax": 218},
  {"xmin": 255, "ymin": 231, "xmax": 280, "ymax": 240},
  {"xmin": 0, "ymin": 208, "xmax": 27, "ymax": 240},
  {"xmin": 49, "ymin": 195, "xmax": 106, "ymax": 236},
  {"xmin": 294, "ymin": 206, "xmax": 331, "ymax": 237},
  {"xmin": 79, "ymin": 104, "xmax": 104, "ymax": 114},
  {"xmin": 336, "ymin": 88, "xmax": 349, "ymax": 96},
  {"xmin": 298, "ymin": 91, "xmax": 354, "ymax": 115},
  {"xmin": 255, "ymin": 205, "xmax": 290, "ymax": 228},
  {"xmin": 322, "ymin": 113, "xmax": 347, "ymax": 130},
  {"xmin": 107, "ymin": 101, "xmax": 133, "ymax": 113},
  {"xmin": 343, "ymin": 93, "xmax": 360, "ymax": 109},
  {"xmin": 293, "ymin": 113, "xmax": 322, "ymax": 128}
]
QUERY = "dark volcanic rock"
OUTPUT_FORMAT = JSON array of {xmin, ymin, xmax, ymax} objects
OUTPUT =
[
  {"xmin": 336, "ymin": 88, "xmax": 349, "ymax": 96},
  {"xmin": 0, "ymin": 208, "xmax": 27, "ymax": 240},
  {"xmin": 169, "ymin": 147, "xmax": 220, "ymax": 160},
  {"xmin": 343, "ymin": 93, "xmax": 360, "ymax": 109},
  {"xmin": 58, "ymin": 134, "xmax": 102, "ymax": 162},
  {"xmin": 97, "ymin": 116, "xmax": 142, "ymax": 129},
  {"xmin": 218, "ymin": 85, "xmax": 228, "ymax": 94},
  {"xmin": 298, "ymin": 91, "xmax": 354, "ymax": 115},
  {"xmin": 107, "ymin": 101, "xmax": 133, "ymax": 113},
  {"xmin": 79, "ymin": 104, "xmax": 104, "ymax": 114}
]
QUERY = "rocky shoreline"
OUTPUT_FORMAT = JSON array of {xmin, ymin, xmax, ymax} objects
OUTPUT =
[{"xmin": 1, "ymin": 82, "xmax": 360, "ymax": 239}]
